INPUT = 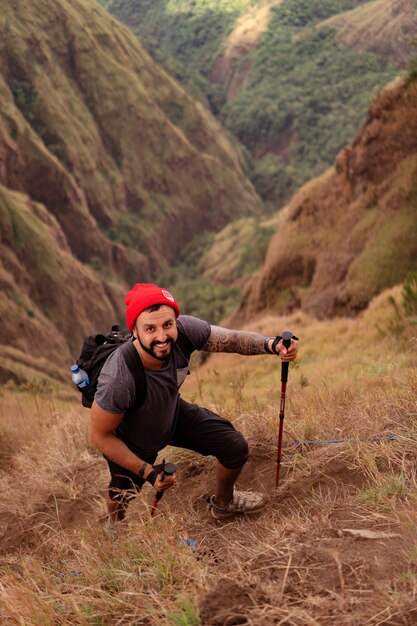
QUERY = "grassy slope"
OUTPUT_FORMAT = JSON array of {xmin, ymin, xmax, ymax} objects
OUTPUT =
[
  {"xmin": 102, "ymin": 0, "xmax": 406, "ymax": 208},
  {"xmin": 0, "ymin": 0, "xmax": 262, "ymax": 382},
  {"xmin": 1, "ymin": 287, "xmax": 417, "ymax": 623},
  {"xmin": 0, "ymin": 184, "xmax": 125, "ymax": 383}
]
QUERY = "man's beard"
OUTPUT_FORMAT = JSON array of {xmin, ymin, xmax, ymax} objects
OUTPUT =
[{"xmin": 138, "ymin": 336, "xmax": 175, "ymax": 362}]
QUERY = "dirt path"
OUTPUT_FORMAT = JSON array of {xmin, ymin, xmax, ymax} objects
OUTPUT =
[{"xmin": 210, "ymin": 1, "xmax": 283, "ymax": 98}]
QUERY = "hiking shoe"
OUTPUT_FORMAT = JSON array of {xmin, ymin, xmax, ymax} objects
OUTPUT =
[{"xmin": 209, "ymin": 489, "xmax": 268, "ymax": 520}]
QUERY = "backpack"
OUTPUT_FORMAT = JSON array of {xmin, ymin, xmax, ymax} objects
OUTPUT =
[{"xmin": 76, "ymin": 324, "xmax": 194, "ymax": 409}]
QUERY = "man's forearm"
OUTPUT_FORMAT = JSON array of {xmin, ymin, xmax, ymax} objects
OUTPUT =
[
  {"xmin": 91, "ymin": 431, "xmax": 145, "ymax": 474},
  {"xmin": 202, "ymin": 326, "xmax": 270, "ymax": 355}
]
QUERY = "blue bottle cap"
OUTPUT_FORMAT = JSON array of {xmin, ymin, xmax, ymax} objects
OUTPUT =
[{"xmin": 71, "ymin": 364, "xmax": 79, "ymax": 372}]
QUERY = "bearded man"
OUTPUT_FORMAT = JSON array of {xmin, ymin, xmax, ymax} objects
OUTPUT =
[{"xmin": 90, "ymin": 283, "xmax": 298, "ymax": 522}]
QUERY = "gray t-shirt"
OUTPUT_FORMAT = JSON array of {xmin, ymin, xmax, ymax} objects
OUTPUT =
[{"xmin": 94, "ymin": 315, "xmax": 211, "ymax": 459}]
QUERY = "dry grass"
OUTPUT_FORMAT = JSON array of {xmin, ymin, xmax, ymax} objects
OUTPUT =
[{"xmin": 1, "ymin": 288, "xmax": 417, "ymax": 624}]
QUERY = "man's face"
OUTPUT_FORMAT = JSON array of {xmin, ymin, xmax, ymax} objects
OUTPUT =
[{"xmin": 134, "ymin": 305, "xmax": 178, "ymax": 362}]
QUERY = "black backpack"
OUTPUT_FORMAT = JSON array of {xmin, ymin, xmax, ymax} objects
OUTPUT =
[{"xmin": 76, "ymin": 324, "xmax": 194, "ymax": 409}]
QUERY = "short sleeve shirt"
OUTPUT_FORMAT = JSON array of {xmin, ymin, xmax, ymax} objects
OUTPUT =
[{"xmin": 94, "ymin": 315, "xmax": 211, "ymax": 459}]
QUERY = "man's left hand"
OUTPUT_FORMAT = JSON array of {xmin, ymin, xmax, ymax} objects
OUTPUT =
[{"xmin": 267, "ymin": 336, "xmax": 299, "ymax": 362}]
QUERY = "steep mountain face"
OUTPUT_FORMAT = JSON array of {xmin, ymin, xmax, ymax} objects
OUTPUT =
[
  {"xmin": 101, "ymin": 0, "xmax": 410, "ymax": 208},
  {"xmin": 232, "ymin": 78, "xmax": 417, "ymax": 321},
  {"xmin": 0, "ymin": 0, "xmax": 261, "ymax": 383},
  {"xmin": 0, "ymin": 184, "xmax": 123, "ymax": 384}
]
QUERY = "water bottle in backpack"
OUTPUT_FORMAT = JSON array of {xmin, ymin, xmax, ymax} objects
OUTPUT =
[{"xmin": 71, "ymin": 364, "xmax": 90, "ymax": 390}]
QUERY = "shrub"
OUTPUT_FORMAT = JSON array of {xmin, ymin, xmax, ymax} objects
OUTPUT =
[
  {"xmin": 165, "ymin": 99, "xmax": 185, "ymax": 126},
  {"xmin": 402, "ymin": 270, "xmax": 417, "ymax": 317},
  {"xmin": 170, "ymin": 277, "xmax": 241, "ymax": 323},
  {"xmin": 10, "ymin": 79, "xmax": 37, "ymax": 122}
]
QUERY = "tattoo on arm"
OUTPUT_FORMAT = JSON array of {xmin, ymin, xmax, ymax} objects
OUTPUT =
[{"xmin": 202, "ymin": 326, "xmax": 267, "ymax": 355}]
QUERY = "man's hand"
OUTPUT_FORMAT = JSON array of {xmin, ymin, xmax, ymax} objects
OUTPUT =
[
  {"xmin": 266, "ymin": 336, "xmax": 299, "ymax": 362},
  {"xmin": 278, "ymin": 337, "xmax": 298, "ymax": 362},
  {"xmin": 144, "ymin": 464, "xmax": 176, "ymax": 491},
  {"xmin": 154, "ymin": 470, "xmax": 176, "ymax": 492}
]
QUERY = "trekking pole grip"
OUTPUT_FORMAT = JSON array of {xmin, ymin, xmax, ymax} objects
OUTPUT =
[
  {"xmin": 150, "ymin": 461, "xmax": 177, "ymax": 518},
  {"xmin": 280, "ymin": 330, "xmax": 295, "ymax": 383},
  {"xmin": 155, "ymin": 461, "xmax": 177, "ymax": 501}
]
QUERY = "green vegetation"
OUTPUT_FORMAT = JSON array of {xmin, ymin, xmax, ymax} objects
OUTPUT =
[
  {"xmin": 106, "ymin": 213, "xmax": 150, "ymax": 253},
  {"xmin": 103, "ymin": 0, "xmax": 399, "ymax": 208},
  {"xmin": 156, "ymin": 231, "xmax": 241, "ymax": 323},
  {"xmin": 345, "ymin": 203, "xmax": 417, "ymax": 310},
  {"xmin": 101, "ymin": 0, "xmax": 246, "ymax": 109},
  {"xmin": 189, "ymin": 213, "xmax": 282, "ymax": 297},
  {"xmin": 406, "ymin": 39, "xmax": 417, "ymax": 84},
  {"xmin": 167, "ymin": 598, "xmax": 200, "ymax": 626},
  {"xmin": 154, "ymin": 216, "xmax": 276, "ymax": 322},
  {"xmin": 0, "ymin": 188, "xmax": 58, "ymax": 281},
  {"xmin": 10, "ymin": 79, "xmax": 37, "ymax": 123},
  {"xmin": 359, "ymin": 474, "xmax": 406, "ymax": 511},
  {"xmin": 237, "ymin": 222, "xmax": 275, "ymax": 275},
  {"xmin": 276, "ymin": 0, "xmax": 354, "ymax": 26},
  {"xmin": 169, "ymin": 278, "xmax": 241, "ymax": 323},
  {"xmin": 402, "ymin": 270, "xmax": 417, "ymax": 318},
  {"xmin": 251, "ymin": 155, "xmax": 301, "ymax": 211},
  {"xmin": 165, "ymin": 99, "xmax": 185, "ymax": 126},
  {"xmin": 223, "ymin": 20, "xmax": 397, "ymax": 205}
]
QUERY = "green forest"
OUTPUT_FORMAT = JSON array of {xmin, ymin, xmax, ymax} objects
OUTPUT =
[{"xmin": 101, "ymin": 0, "xmax": 399, "ymax": 207}]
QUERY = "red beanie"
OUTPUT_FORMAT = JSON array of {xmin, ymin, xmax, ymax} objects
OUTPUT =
[{"xmin": 125, "ymin": 283, "xmax": 180, "ymax": 331}]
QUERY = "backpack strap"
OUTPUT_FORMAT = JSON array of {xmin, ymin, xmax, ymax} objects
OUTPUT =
[
  {"xmin": 118, "ymin": 330, "xmax": 194, "ymax": 410},
  {"xmin": 119, "ymin": 340, "xmax": 147, "ymax": 410}
]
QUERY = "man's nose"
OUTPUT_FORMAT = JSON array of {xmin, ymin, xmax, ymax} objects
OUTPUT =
[{"xmin": 155, "ymin": 329, "xmax": 167, "ymax": 342}]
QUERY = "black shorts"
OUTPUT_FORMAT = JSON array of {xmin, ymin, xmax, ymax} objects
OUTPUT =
[{"xmin": 106, "ymin": 398, "xmax": 249, "ymax": 499}]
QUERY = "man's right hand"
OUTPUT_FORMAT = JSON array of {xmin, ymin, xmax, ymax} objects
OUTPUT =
[
  {"xmin": 144, "ymin": 465, "xmax": 176, "ymax": 491},
  {"xmin": 154, "ymin": 470, "xmax": 176, "ymax": 492}
]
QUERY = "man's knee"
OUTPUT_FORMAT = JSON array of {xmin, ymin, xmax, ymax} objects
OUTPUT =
[{"xmin": 219, "ymin": 431, "xmax": 249, "ymax": 469}]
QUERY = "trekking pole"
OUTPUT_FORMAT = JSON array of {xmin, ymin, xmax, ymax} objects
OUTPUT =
[
  {"xmin": 275, "ymin": 330, "xmax": 297, "ymax": 489},
  {"xmin": 149, "ymin": 460, "xmax": 177, "ymax": 518}
]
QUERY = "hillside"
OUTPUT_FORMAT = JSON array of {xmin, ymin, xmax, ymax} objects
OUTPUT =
[
  {"xmin": 233, "ymin": 77, "xmax": 417, "ymax": 321},
  {"xmin": 1, "ymin": 286, "xmax": 417, "ymax": 623},
  {"xmin": 0, "ymin": 0, "xmax": 261, "ymax": 383},
  {"xmin": 324, "ymin": 0, "xmax": 417, "ymax": 67},
  {"xmin": 101, "ymin": 0, "xmax": 412, "ymax": 207}
]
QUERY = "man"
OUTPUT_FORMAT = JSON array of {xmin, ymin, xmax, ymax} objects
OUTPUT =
[{"xmin": 90, "ymin": 283, "xmax": 298, "ymax": 522}]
